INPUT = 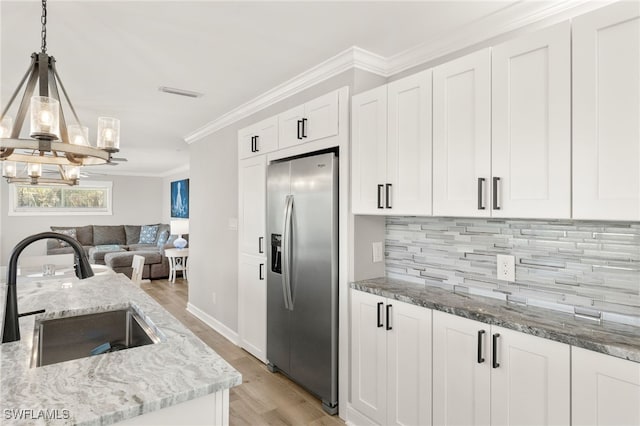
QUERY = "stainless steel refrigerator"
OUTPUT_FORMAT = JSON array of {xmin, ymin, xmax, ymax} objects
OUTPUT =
[{"xmin": 266, "ymin": 151, "xmax": 338, "ymax": 415}]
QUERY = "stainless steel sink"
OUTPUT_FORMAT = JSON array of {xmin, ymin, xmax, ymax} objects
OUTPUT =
[{"xmin": 31, "ymin": 307, "xmax": 163, "ymax": 368}]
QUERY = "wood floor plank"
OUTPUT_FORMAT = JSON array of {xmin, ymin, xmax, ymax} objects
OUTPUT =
[{"xmin": 142, "ymin": 278, "xmax": 344, "ymax": 426}]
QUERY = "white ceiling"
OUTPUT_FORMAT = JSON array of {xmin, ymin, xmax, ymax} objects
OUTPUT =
[{"xmin": 2, "ymin": 0, "xmax": 568, "ymax": 177}]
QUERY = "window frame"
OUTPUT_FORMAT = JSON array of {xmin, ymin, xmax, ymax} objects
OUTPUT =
[{"xmin": 8, "ymin": 180, "xmax": 113, "ymax": 216}]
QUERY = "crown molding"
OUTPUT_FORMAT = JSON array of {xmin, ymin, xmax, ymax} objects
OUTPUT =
[
  {"xmin": 385, "ymin": 0, "xmax": 615, "ymax": 75},
  {"xmin": 184, "ymin": 0, "xmax": 612, "ymax": 145},
  {"xmin": 184, "ymin": 46, "xmax": 386, "ymax": 144}
]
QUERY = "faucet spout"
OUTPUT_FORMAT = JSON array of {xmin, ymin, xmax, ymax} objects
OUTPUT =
[{"xmin": 2, "ymin": 232, "xmax": 94, "ymax": 343}]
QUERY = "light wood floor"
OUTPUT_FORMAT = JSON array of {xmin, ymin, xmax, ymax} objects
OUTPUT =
[{"xmin": 141, "ymin": 279, "xmax": 344, "ymax": 426}]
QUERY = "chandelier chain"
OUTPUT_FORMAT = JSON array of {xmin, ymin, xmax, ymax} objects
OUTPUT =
[{"xmin": 40, "ymin": 0, "xmax": 47, "ymax": 53}]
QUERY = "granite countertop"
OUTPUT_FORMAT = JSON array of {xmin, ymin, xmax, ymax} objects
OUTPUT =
[
  {"xmin": 0, "ymin": 273, "xmax": 242, "ymax": 425},
  {"xmin": 352, "ymin": 277, "xmax": 640, "ymax": 363}
]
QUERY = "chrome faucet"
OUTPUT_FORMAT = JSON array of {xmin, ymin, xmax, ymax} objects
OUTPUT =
[{"xmin": 2, "ymin": 232, "xmax": 94, "ymax": 343}]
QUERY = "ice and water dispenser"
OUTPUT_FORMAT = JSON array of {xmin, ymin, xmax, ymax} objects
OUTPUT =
[{"xmin": 271, "ymin": 234, "xmax": 282, "ymax": 274}]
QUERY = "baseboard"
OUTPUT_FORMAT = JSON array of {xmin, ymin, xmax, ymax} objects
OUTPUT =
[{"xmin": 186, "ymin": 302, "xmax": 240, "ymax": 345}]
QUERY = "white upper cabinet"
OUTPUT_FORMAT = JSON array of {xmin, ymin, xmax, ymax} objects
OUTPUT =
[
  {"xmin": 572, "ymin": 346, "xmax": 640, "ymax": 426},
  {"xmin": 387, "ymin": 70, "xmax": 433, "ymax": 215},
  {"xmin": 351, "ymin": 71, "xmax": 432, "ymax": 215},
  {"xmin": 238, "ymin": 116, "xmax": 278, "ymax": 160},
  {"xmin": 238, "ymin": 155, "xmax": 266, "ymax": 257},
  {"xmin": 492, "ymin": 22, "xmax": 571, "ymax": 219},
  {"xmin": 352, "ymin": 86, "xmax": 388, "ymax": 214},
  {"xmin": 433, "ymin": 49, "xmax": 492, "ymax": 217},
  {"xmin": 572, "ymin": 1, "xmax": 640, "ymax": 220},
  {"xmin": 279, "ymin": 91, "xmax": 339, "ymax": 149}
]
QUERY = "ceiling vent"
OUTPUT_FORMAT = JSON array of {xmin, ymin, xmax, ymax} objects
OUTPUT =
[{"xmin": 158, "ymin": 86, "xmax": 204, "ymax": 98}]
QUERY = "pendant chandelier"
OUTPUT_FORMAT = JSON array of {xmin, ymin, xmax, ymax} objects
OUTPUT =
[{"xmin": 0, "ymin": 0, "xmax": 120, "ymax": 186}]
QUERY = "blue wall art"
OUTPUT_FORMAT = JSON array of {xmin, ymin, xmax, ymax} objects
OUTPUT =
[{"xmin": 171, "ymin": 178, "xmax": 189, "ymax": 218}]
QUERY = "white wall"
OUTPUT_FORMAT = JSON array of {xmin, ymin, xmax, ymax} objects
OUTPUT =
[{"xmin": 0, "ymin": 175, "xmax": 164, "ymax": 263}]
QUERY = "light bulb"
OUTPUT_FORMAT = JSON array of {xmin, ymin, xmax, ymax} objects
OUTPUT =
[
  {"xmin": 28, "ymin": 163, "xmax": 42, "ymax": 177},
  {"xmin": 2, "ymin": 161, "xmax": 16, "ymax": 178},
  {"xmin": 103, "ymin": 128, "xmax": 114, "ymax": 142},
  {"xmin": 0, "ymin": 116, "xmax": 13, "ymax": 138},
  {"xmin": 39, "ymin": 110, "xmax": 53, "ymax": 125}
]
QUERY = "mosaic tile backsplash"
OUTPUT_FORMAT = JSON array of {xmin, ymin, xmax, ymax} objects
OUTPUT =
[{"xmin": 385, "ymin": 217, "xmax": 640, "ymax": 325}]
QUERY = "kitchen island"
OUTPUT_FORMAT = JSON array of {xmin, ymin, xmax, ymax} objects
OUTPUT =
[{"xmin": 0, "ymin": 272, "xmax": 241, "ymax": 425}]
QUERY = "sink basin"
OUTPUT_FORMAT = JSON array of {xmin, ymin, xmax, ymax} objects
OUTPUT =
[{"xmin": 31, "ymin": 307, "xmax": 163, "ymax": 368}]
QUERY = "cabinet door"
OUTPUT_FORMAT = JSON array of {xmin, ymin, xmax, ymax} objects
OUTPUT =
[
  {"xmin": 386, "ymin": 300, "xmax": 432, "ymax": 426},
  {"xmin": 238, "ymin": 156, "xmax": 266, "ymax": 257},
  {"xmin": 304, "ymin": 90, "xmax": 339, "ymax": 142},
  {"xmin": 252, "ymin": 116, "xmax": 278, "ymax": 155},
  {"xmin": 238, "ymin": 126, "xmax": 256, "ymax": 160},
  {"xmin": 490, "ymin": 326, "xmax": 570, "ymax": 426},
  {"xmin": 278, "ymin": 104, "xmax": 305, "ymax": 149},
  {"xmin": 492, "ymin": 22, "xmax": 571, "ymax": 219},
  {"xmin": 387, "ymin": 70, "xmax": 432, "ymax": 215},
  {"xmin": 351, "ymin": 86, "xmax": 388, "ymax": 215},
  {"xmin": 433, "ymin": 49, "xmax": 492, "ymax": 217},
  {"xmin": 572, "ymin": 2, "xmax": 640, "ymax": 220},
  {"xmin": 238, "ymin": 254, "xmax": 267, "ymax": 363},
  {"xmin": 350, "ymin": 290, "xmax": 387, "ymax": 424},
  {"xmin": 433, "ymin": 311, "xmax": 491, "ymax": 426},
  {"xmin": 572, "ymin": 346, "xmax": 640, "ymax": 426}
]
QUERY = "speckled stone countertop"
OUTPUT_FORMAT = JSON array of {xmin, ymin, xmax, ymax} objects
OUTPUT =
[
  {"xmin": 352, "ymin": 277, "xmax": 640, "ymax": 363},
  {"xmin": 0, "ymin": 273, "xmax": 242, "ymax": 425}
]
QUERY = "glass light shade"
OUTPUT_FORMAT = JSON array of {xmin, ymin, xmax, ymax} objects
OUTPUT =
[
  {"xmin": 27, "ymin": 163, "xmax": 42, "ymax": 178},
  {"xmin": 0, "ymin": 116, "xmax": 13, "ymax": 138},
  {"xmin": 2, "ymin": 161, "xmax": 17, "ymax": 178},
  {"xmin": 97, "ymin": 117, "xmax": 120, "ymax": 150},
  {"xmin": 30, "ymin": 96, "xmax": 60, "ymax": 139},
  {"xmin": 68, "ymin": 125, "xmax": 90, "ymax": 146},
  {"xmin": 64, "ymin": 165, "xmax": 81, "ymax": 180}
]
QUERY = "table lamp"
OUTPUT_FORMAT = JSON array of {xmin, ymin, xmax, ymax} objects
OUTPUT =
[{"xmin": 170, "ymin": 219, "xmax": 189, "ymax": 249}]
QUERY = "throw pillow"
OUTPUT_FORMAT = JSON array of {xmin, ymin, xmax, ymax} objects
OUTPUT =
[
  {"xmin": 56, "ymin": 228, "xmax": 77, "ymax": 247},
  {"xmin": 139, "ymin": 225, "xmax": 159, "ymax": 244},
  {"xmin": 156, "ymin": 230, "xmax": 169, "ymax": 247}
]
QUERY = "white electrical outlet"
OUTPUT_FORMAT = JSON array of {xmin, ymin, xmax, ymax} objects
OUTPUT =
[
  {"xmin": 496, "ymin": 254, "xmax": 516, "ymax": 282},
  {"xmin": 372, "ymin": 242, "xmax": 383, "ymax": 263}
]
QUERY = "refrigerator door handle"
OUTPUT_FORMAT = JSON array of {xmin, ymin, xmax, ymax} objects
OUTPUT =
[{"xmin": 282, "ymin": 194, "xmax": 295, "ymax": 311}]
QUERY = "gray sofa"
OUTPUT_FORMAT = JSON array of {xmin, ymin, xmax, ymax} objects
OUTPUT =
[{"xmin": 46, "ymin": 224, "xmax": 187, "ymax": 280}]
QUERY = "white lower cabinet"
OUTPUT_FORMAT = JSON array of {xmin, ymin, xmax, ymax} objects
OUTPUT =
[
  {"xmin": 433, "ymin": 310, "xmax": 570, "ymax": 426},
  {"xmin": 572, "ymin": 347, "xmax": 640, "ymax": 426},
  {"xmin": 238, "ymin": 253, "xmax": 267, "ymax": 363},
  {"xmin": 350, "ymin": 289, "xmax": 432, "ymax": 425}
]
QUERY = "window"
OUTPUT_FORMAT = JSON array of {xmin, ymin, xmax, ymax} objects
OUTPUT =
[{"xmin": 9, "ymin": 181, "xmax": 113, "ymax": 216}]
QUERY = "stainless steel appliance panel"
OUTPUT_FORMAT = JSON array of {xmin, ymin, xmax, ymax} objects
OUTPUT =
[
  {"xmin": 266, "ymin": 160, "xmax": 292, "ymax": 372},
  {"xmin": 288, "ymin": 153, "xmax": 338, "ymax": 403}
]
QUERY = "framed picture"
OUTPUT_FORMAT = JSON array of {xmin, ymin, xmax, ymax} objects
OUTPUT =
[{"xmin": 171, "ymin": 178, "xmax": 189, "ymax": 218}]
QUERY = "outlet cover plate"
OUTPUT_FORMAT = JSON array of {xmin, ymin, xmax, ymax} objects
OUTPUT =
[
  {"xmin": 497, "ymin": 254, "xmax": 515, "ymax": 282},
  {"xmin": 372, "ymin": 242, "xmax": 383, "ymax": 263}
]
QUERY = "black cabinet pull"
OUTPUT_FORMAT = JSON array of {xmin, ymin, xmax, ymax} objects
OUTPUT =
[
  {"xmin": 477, "ymin": 178, "xmax": 486, "ymax": 210},
  {"xmin": 296, "ymin": 120, "xmax": 303, "ymax": 140},
  {"xmin": 301, "ymin": 118, "xmax": 308, "ymax": 138},
  {"xmin": 385, "ymin": 184, "xmax": 392, "ymax": 209},
  {"xmin": 254, "ymin": 135, "xmax": 259, "ymax": 152},
  {"xmin": 259, "ymin": 263, "xmax": 264, "ymax": 280},
  {"xmin": 477, "ymin": 330, "xmax": 486, "ymax": 363},
  {"xmin": 386, "ymin": 304, "xmax": 393, "ymax": 330},
  {"xmin": 250, "ymin": 136, "xmax": 255, "ymax": 152},
  {"xmin": 492, "ymin": 177, "xmax": 501, "ymax": 210},
  {"xmin": 376, "ymin": 302, "xmax": 384, "ymax": 327},
  {"xmin": 258, "ymin": 236, "xmax": 264, "ymax": 254},
  {"xmin": 492, "ymin": 333, "xmax": 500, "ymax": 368},
  {"xmin": 377, "ymin": 184, "xmax": 384, "ymax": 209}
]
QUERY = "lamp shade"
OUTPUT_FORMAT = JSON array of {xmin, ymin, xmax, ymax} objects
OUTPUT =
[{"xmin": 170, "ymin": 219, "xmax": 189, "ymax": 249}]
